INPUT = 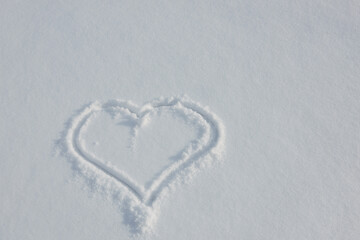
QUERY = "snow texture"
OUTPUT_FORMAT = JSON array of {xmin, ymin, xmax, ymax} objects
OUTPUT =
[
  {"xmin": 58, "ymin": 96, "xmax": 225, "ymax": 234},
  {"xmin": 1, "ymin": 0, "xmax": 360, "ymax": 239}
]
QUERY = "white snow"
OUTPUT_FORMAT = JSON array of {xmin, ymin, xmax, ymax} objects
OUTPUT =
[
  {"xmin": 1, "ymin": 0, "xmax": 360, "ymax": 239},
  {"xmin": 58, "ymin": 97, "xmax": 225, "ymax": 234}
]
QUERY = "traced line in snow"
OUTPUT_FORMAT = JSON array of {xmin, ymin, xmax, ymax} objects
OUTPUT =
[{"xmin": 60, "ymin": 96, "xmax": 225, "ymax": 234}]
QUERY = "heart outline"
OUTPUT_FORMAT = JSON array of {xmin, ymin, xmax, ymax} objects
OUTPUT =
[{"xmin": 65, "ymin": 97, "xmax": 225, "ymax": 207}]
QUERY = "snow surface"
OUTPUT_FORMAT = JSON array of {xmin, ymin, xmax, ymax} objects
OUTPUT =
[
  {"xmin": 59, "ymin": 97, "xmax": 225, "ymax": 234},
  {"xmin": 1, "ymin": 0, "xmax": 360, "ymax": 239}
]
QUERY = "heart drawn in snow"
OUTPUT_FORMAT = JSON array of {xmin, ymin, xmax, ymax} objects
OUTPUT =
[{"xmin": 61, "ymin": 96, "xmax": 225, "ymax": 233}]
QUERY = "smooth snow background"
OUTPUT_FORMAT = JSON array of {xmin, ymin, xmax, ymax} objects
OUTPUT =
[{"xmin": 1, "ymin": 0, "xmax": 360, "ymax": 239}]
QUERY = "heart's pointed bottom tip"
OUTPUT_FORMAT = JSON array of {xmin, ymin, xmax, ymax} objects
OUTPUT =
[{"xmin": 122, "ymin": 201, "xmax": 159, "ymax": 235}]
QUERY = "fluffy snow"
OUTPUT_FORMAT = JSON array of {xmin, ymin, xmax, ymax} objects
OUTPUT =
[
  {"xmin": 1, "ymin": 0, "xmax": 360, "ymax": 239},
  {"xmin": 58, "ymin": 97, "xmax": 225, "ymax": 234}
]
